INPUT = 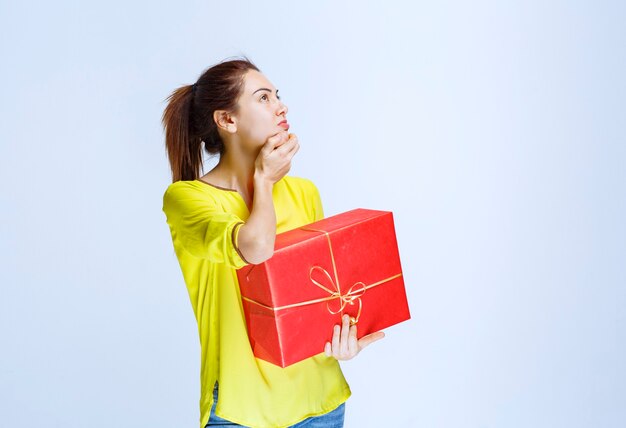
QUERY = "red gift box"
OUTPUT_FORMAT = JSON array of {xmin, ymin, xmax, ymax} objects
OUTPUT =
[{"xmin": 236, "ymin": 208, "xmax": 410, "ymax": 367}]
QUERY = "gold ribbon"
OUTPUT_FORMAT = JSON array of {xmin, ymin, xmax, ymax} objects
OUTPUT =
[{"xmin": 241, "ymin": 226, "xmax": 402, "ymax": 325}]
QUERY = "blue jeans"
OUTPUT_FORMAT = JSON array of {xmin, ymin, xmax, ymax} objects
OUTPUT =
[{"xmin": 205, "ymin": 382, "xmax": 345, "ymax": 427}]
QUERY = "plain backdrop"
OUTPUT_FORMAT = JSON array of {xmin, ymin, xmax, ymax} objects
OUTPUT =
[{"xmin": 1, "ymin": 1, "xmax": 625, "ymax": 427}]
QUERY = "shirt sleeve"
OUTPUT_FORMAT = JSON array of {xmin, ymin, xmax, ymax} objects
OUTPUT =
[{"xmin": 162, "ymin": 183, "xmax": 252, "ymax": 268}]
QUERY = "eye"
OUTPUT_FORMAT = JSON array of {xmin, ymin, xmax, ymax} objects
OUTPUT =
[{"xmin": 260, "ymin": 93, "xmax": 281, "ymax": 101}]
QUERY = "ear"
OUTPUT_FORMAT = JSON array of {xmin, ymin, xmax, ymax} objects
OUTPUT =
[{"xmin": 213, "ymin": 110, "xmax": 237, "ymax": 134}]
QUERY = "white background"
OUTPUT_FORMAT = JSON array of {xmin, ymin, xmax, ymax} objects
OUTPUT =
[{"xmin": 1, "ymin": 1, "xmax": 625, "ymax": 427}]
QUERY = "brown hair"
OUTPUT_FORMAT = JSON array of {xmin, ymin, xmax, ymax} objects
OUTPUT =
[{"xmin": 161, "ymin": 56, "xmax": 260, "ymax": 182}]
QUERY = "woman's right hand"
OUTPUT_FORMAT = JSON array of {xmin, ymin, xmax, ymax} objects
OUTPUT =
[
  {"xmin": 239, "ymin": 131, "xmax": 298, "ymax": 265},
  {"xmin": 254, "ymin": 130, "xmax": 300, "ymax": 184}
]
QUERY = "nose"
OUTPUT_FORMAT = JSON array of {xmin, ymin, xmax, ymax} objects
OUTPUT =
[{"xmin": 277, "ymin": 99, "xmax": 288, "ymax": 116}]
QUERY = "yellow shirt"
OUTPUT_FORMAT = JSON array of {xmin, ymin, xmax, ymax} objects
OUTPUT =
[{"xmin": 162, "ymin": 175, "xmax": 351, "ymax": 428}]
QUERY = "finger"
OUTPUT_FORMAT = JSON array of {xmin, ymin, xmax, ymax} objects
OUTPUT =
[
  {"xmin": 287, "ymin": 137, "xmax": 300, "ymax": 156},
  {"xmin": 267, "ymin": 132, "xmax": 283, "ymax": 146},
  {"xmin": 324, "ymin": 341, "xmax": 331, "ymax": 357},
  {"xmin": 347, "ymin": 323, "xmax": 358, "ymax": 356},
  {"xmin": 268, "ymin": 131, "xmax": 289, "ymax": 149},
  {"xmin": 331, "ymin": 324, "xmax": 341, "ymax": 357},
  {"xmin": 339, "ymin": 314, "xmax": 350, "ymax": 356},
  {"xmin": 278, "ymin": 131, "xmax": 291, "ymax": 144},
  {"xmin": 278, "ymin": 132, "xmax": 291, "ymax": 148},
  {"xmin": 274, "ymin": 136, "xmax": 293, "ymax": 156},
  {"xmin": 261, "ymin": 134, "xmax": 283, "ymax": 155},
  {"xmin": 357, "ymin": 331, "xmax": 385, "ymax": 352},
  {"xmin": 274, "ymin": 134, "xmax": 297, "ymax": 156}
]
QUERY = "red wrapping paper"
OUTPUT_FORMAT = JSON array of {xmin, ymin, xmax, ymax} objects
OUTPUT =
[{"xmin": 236, "ymin": 208, "xmax": 410, "ymax": 367}]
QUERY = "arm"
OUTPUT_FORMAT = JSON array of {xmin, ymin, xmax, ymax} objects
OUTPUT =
[
  {"xmin": 235, "ymin": 172, "xmax": 277, "ymax": 265},
  {"xmin": 237, "ymin": 130, "xmax": 300, "ymax": 264}
]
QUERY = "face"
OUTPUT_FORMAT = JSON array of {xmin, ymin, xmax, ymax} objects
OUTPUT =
[{"xmin": 215, "ymin": 69, "xmax": 289, "ymax": 150}]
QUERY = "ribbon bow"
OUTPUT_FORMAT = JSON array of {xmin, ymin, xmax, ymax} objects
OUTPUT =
[{"xmin": 309, "ymin": 264, "xmax": 366, "ymax": 325}]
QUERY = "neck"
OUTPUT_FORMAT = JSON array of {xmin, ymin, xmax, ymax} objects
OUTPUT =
[{"xmin": 213, "ymin": 143, "xmax": 258, "ymax": 197}]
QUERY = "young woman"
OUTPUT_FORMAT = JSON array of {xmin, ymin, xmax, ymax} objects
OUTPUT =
[{"xmin": 161, "ymin": 57, "xmax": 385, "ymax": 428}]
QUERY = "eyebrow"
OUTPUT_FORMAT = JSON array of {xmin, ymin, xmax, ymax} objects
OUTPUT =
[{"xmin": 252, "ymin": 87, "xmax": 279, "ymax": 96}]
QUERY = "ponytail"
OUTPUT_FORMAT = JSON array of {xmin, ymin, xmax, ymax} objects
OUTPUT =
[{"xmin": 162, "ymin": 84, "xmax": 203, "ymax": 182}]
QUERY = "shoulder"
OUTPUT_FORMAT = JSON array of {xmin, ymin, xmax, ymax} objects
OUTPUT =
[
  {"xmin": 163, "ymin": 180, "xmax": 194, "ymax": 201},
  {"xmin": 162, "ymin": 180, "xmax": 219, "ymax": 212},
  {"xmin": 163, "ymin": 179, "xmax": 218, "ymax": 197},
  {"xmin": 282, "ymin": 175, "xmax": 324, "ymax": 222},
  {"xmin": 281, "ymin": 175, "xmax": 320, "ymax": 196},
  {"xmin": 163, "ymin": 180, "xmax": 190, "ymax": 194}
]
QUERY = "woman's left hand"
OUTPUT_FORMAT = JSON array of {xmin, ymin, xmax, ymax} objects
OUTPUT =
[{"xmin": 324, "ymin": 314, "xmax": 385, "ymax": 361}]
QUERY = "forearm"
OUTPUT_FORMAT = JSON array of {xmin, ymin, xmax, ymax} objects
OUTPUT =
[{"xmin": 236, "ymin": 172, "xmax": 276, "ymax": 264}]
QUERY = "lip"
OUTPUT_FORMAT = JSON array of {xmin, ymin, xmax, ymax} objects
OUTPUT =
[{"xmin": 278, "ymin": 120, "xmax": 289, "ymax": 130}]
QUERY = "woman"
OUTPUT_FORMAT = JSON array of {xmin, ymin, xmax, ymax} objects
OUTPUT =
[{"xmin": 161, "ymin": 57, "xmax": 384, "ymax": 428}]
